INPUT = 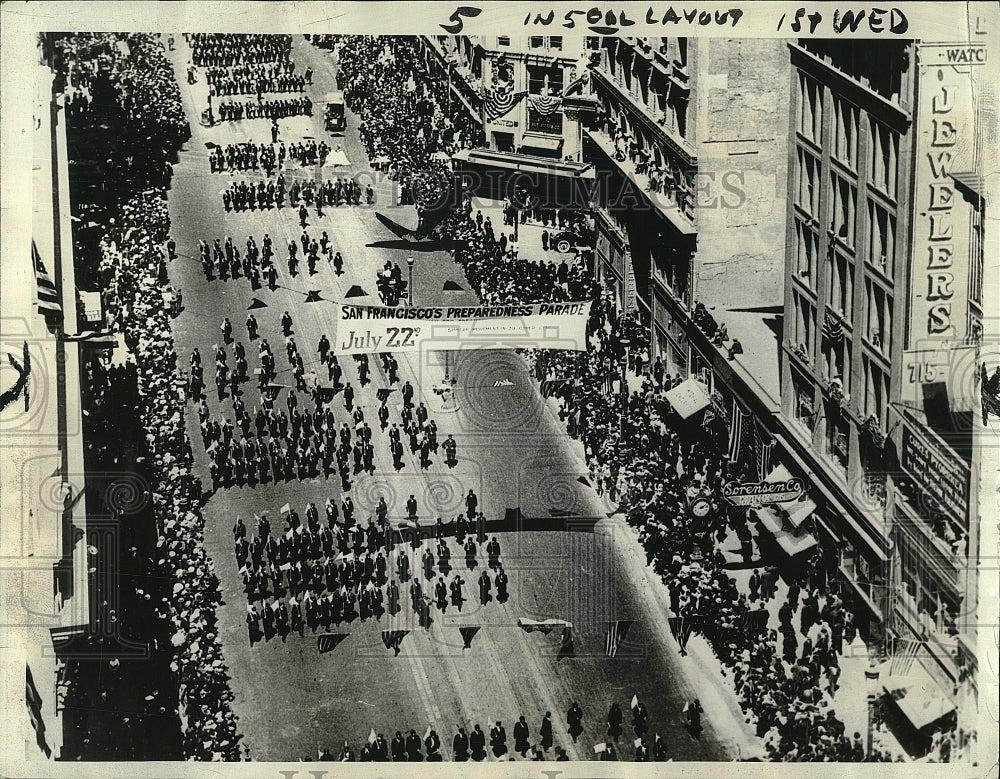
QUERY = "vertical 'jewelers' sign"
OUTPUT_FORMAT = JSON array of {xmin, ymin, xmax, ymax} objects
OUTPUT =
[{"xmin": 912, "ymin": 45, "xmax": 977, "ymax": 338}]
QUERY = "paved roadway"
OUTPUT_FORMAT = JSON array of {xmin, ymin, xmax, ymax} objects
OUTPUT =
[{"xmin": 163, "ymin": 35, "xmax": 754, "ymax": 762}]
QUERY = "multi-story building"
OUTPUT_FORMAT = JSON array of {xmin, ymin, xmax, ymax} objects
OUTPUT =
[
  {"xmin": 433, "ymin": 29, "xmax": 989, "ymax": 752},
  {"xmin": 426, "ymin": 35, "xmax": 596, "ymax": 210},
  {"xmin": 778, "ymin": 34, "xmax": 991, "ymax": 749},
  {"xmin": 1, "ymin": 58, "xmax": 93, "ymax": 761}
]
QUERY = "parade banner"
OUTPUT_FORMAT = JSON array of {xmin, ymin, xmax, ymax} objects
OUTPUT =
[{"xmin": 334, "ymin": 302, "xmax": 590, "ymax": 355}]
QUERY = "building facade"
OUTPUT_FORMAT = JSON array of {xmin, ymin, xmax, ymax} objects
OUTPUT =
[
  {"xmin": 427, "ymin": 35, "xmax": 597, "ymax": 210},
  {"xmin": 779, "ymin": 35, "xmax": 989, "ymax": 745},
  {"xmin": 1, "ymin": 57, "xmax": 93, "ymax": 761}
]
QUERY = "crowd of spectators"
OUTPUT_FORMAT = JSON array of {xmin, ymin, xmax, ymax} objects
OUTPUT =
[
  {"xmin": 98, "ymin": 190, "xmax": 245, "ymax": 760},
  {"xmin": 333, "ymin": 34, "xmax": 900, "ymax": 763},
  {"xmin": 334, "ymin": 36, "xmax": 483, "ymax": 213}
]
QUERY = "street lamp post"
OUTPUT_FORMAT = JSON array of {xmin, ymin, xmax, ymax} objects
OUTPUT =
[
  {"xmin": 406, "ymin": 253, "xmax": 414, "ymax": 308},
  {"xmin": 865, "ymin": 662, "xmax": 881, "ymax": 758}
]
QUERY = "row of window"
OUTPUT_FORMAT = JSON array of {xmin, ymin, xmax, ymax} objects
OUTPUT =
[
  {"xmin": 793, "ymin": 238, "xmax": 894, "ymax": 359},
  {"xmin": 598, "ymin": 39, "xmax": 690, "ymax": 140},
  {"xmin": 796, "ymin": 152, "xmax": 898, "ymax": 273},
  {"xmin": 790, "ymin": 353, "xmax": 890, "ymax": 474},
  {"xmin": 797, "ymin": 73, "xmax": 900, "ymax": 197},
  {"xmin": 496, "ymin": 36, "xmax": 563, "ymax": 50}
]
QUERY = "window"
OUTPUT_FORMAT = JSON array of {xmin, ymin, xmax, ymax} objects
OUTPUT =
[
  {"xmin": 826, "ymin": 251, "xmax": 854, "ymax": 317},
  {"xmin": 795, "ymin": 220, "xmax": 819, "ymax": 288},
  {"xmin": 677, "ymin": 38, "xmax": 688, "ymax": 68},
  {"xmin": 497, "ymin": 36, "xmax": 510, "ymax": 47},
  {"xmin": 865, "ymin": 279, "xmax": 893, "ymax": 357},
  {"xmin": 833, "ymin": 96, "xmax": 859, "ymax": 169},
  {"xmin": 529, "ymin": 36, "xmax": 544, "ymax": 49},
  {"xmin": 549, "ymin": 36, "xmax": 563, "ymax": 51},
  {"xmin": 869, "ymin": 118, "xmax": 899, "ymax": 198},
  {"xmin": 831, "ymin": 174, "xmax": 857, "ymax": 246},
  {"xmin": 823, "ymin": 336, "xmax": 852, "ymax": 388},
  {"xmin": 867, "ymin": 200, "xmax": 896, "ymax": 276},
  {"xmin": 798, "ymin": 73, "xmax": 823, "ymax": 144},
  {"xmin": 586, "ymin": 36, "xmax": 601, "ymax": 50},
  {"xmin": 796, "ymin": 148, "xmax": 820, "ymax": 217},
  {"xmin": 527, "ymin": 64, "xmax": 563, "ymax": 96},
  {"xmin": 653, "ymin": 243, "xmax": 690, "ymax": 305},
  {"xmin": 792, "ymin": 290, "xmax": 816, "ymax": 360},
  {"xmin": 792, "ymin": 370, "xmax": 816, "ymax": 426},
  {"xmin": 863, "ymin": 355, "xmax": 890, "ymax": 426},
  {"xmin": 825, "ymin": 415, "xmax": 850, "ymax": 475},
  {"xmin": 667, "ymin": 88, "xmax": 688, "ymax": 138}
]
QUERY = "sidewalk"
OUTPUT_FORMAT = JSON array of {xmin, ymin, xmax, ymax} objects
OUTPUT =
[{"xmin": 523, "ymin": 355, "xmax": 918, "ymax": 761}]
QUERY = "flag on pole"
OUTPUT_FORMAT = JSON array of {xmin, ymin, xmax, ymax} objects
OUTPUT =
[
  {"xmin": 605, "ymin": 620, "xmax": 634, "ymax": 657},
  {"xmin": 757, "ymin": 436, "xmax": 774, "ymax": 482},
  {"xmin": 727, "ymin": 401, "xmax": 749, "ymax": 463},
  {"xmin": 634, "ymin": 737, "xmax": 643, "ymax": 748},
  {"xmin": 668, "ymin": 616, "xmax": 693, "ymax": 652},
  {"xmin": 592, "ymin": 742, "xmax": 607, "ymax": 754},
  {"xmin": 630, "ymin": 694, "xmax": 639, "ymax": 711},
  {"xmin": 890, "ymin": 638, "xmax": 921, "ymax": 677},
  {"xmin": 539, "ymin": 379, "xmax": 566, "ymax": 399},
  {"xmin": 459, "ymin": 626, "xmax": 481, "ymax": 649},
  {"xmin": 423, "ymin": 726, "xmax": 432, "ymax": 741},
  {"xmin": 822, "ymin": 310, "xmax": 845, "ymax": 343},
  {"xmin": 368, "ymin": 728, "xmax": 377, "ymax": 745},
  {"xmin": 382, "ymin": 630, "xmax": 409, "ymax": 656},
  {"xmin": 32, "ymin": 240, "xmax": 62, "ymax": 316}
]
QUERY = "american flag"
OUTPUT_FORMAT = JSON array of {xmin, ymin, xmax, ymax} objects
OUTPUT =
[
  {"xmin": 605, "ymin": 619, "xmax": 634, "ymax": 657},
  {"xmin": 728, "ymin": 401, "xmax": 749, "ymax": 463},
  {"xmin": 382, "ymin": 629, "xmax": 408, "ymax": 656},
  {"xmin": 32, "ymin": 241, "xmax": 61, "ymax": 316},
  {"xmin": 754, "ymin": 421, "xmax": 774, "ymax": 481},
  {"xmin": 890, "ymin": 638, "xmax": 922, "ymax": 677},
  {"xmin": 539, "ymin": 379, "xmax": 566, "ymax": 398}
]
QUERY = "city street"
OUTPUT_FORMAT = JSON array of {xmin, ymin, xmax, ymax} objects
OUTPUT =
[{"xmin": 162, "ymin": 36, "xmax": 755, "ymax": 761}]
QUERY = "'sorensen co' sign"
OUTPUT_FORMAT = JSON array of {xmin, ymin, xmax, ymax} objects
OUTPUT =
[{"xmin": 722, "ymin": 478, "xmax": 805, "ymax": 506}]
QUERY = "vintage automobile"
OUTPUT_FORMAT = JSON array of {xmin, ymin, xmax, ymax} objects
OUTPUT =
[{"xmin": 324, "ymin": 91, "xmax": 346, "ymax": 132}]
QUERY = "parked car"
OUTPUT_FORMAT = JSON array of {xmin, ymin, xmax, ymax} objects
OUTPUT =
[{"xmin": 550, "ymin": 230, "xmax": 588, "ymax": 254}]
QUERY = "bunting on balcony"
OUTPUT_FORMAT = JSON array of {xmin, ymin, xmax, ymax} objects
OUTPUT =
[
  {"xmin": 822, "ymin": 310, "xmax": 845, "ymax": 344},
  {"xmin": 529, "ymin": 93, "xmax": 563, "ymax": 116},
  {"xmin": 485, "ymin": 85, "xmax": 528, "ymax": 121}
]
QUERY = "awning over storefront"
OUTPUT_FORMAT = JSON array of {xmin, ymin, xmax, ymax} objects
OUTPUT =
[
  {"xmin": 761, "ymin": 464, "xmax": 816, "ymax": 529},
  {"xmin": 452, "ymin": 149, "xmax": 595, "ymax": 180},
  {"xmin": 520, "ymin": 134, "xmax": 563, "ymax": 154},
  {"xmin": 755, "ymin": 506, "xmax": 818, "ymax": 556},
  {"xmin": 664, "ymin": 378, "xmax": 711, "ymax": 419},
  {"xmin": 882, "ymin": 672, "xmax": 956, "ymax": 730},
  {"xmin": 771, "ymin": 431, "xmax": 891, "ymax": 564}
]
